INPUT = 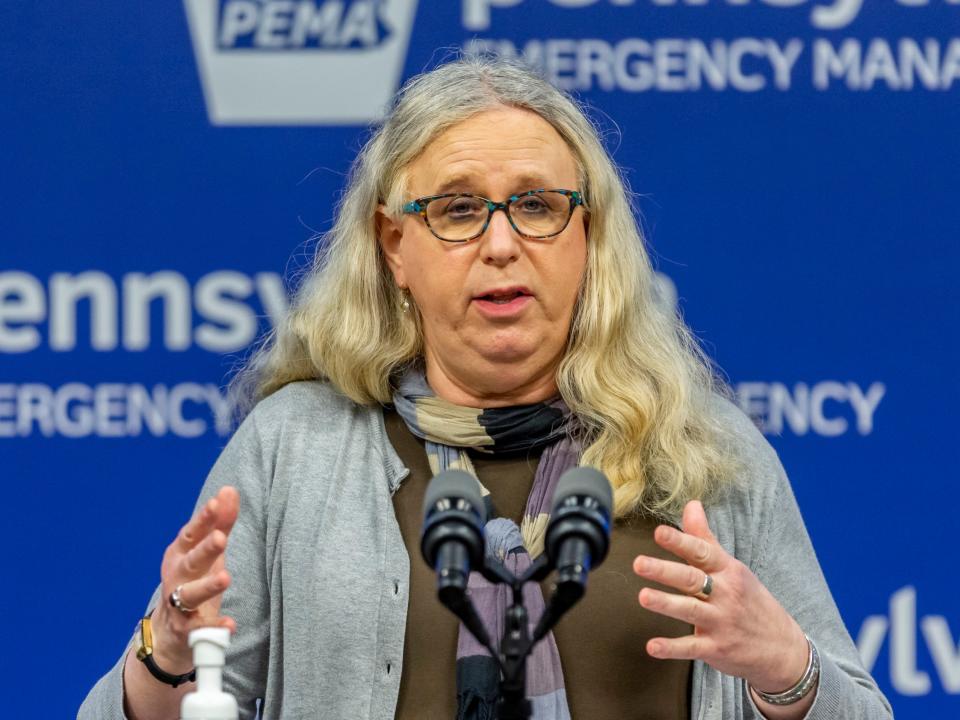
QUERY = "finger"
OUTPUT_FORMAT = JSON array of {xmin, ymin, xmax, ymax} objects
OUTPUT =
[
  {"xmin": 653, "ymin": 524, "xmax": 725, "ymax": 573},
  {"xmin": 681, "ymin": 500, "xmax": 717, "ymax": 544},
  {"xmin": 175, "ymin": 496, "xmax": 221, "ymax": 552},
  {"xmin": 173, "ymin": 569, "xmax": 231, "ymax": 612},
  {"xmin": 638, "ymin": 587, "xmax": 717, "ymax": 628},
  {"xmin": 211, "ymin": 486, "xmax": 240, "ymax": 535},
  {"xmin": 647, "ymin": 634, "xmax": 714, "ymax": 661},
  {"xmin": 179, "ymin": 529, "xmax": 227, "ymax": 579},
  {"xmin": 634, "ymin": 555, "xmax": 709, "ymax": 597}
]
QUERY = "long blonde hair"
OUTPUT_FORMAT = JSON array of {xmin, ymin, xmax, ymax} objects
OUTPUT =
[{"xmin": 229, "ymin": 55, "xmax": 737, "ymax": 519}]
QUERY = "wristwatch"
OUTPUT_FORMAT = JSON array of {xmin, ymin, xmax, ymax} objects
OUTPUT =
[{"xmin": 134, "ymin": 615, "xmax": 196, "ymax": 688}]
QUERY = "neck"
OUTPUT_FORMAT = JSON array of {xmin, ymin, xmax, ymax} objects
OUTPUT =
[{"xmin": 424, "ymin": 351, "xmax": 561, "ymax": 408}]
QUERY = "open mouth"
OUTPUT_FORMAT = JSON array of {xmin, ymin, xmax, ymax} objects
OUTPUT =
[{"xmin": 477, "ymin": 290, "xmax": 527, "ymax": 304}]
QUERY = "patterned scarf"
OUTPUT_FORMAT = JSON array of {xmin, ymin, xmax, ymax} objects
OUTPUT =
[{"xmin": 393, "ymin": 365, "xmax": 578, "ymax": 720}]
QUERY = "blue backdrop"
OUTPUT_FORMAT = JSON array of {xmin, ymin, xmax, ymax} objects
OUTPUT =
[{"xmin": 2, "ymin": 1, "xmax": 958, "ymax": 717}]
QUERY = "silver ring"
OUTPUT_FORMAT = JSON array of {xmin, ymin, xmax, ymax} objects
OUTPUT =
[
  {"xmin": 169, "ymin": 584, "xmax": 197, "ymax": 614},
  {"xmin": 694, "ymin": 573, "xmax": 714, "ymax": 601}
]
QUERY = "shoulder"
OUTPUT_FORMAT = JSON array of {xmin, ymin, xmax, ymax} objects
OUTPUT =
[
  {"xmin": 708, "ymin": 392, "xmax": 784, "ymax": 491},
  {"xmin": 702, "ymin": 392, "xmax": 795, "ymax": 568},
  {"xmin": 253, "ymin": 379, "xmax": 367, "ymax": 422},
  {"xmin": 224, "ymin": 379, "xmax": 384, "ymax": 467}
]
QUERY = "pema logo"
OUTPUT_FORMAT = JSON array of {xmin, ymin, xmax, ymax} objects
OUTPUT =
[{"xmin": 183, "ymin": 0, "xmax": 419, "ymax": 125}]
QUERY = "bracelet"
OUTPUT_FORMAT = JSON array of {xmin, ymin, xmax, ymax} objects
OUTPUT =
[{"xmin": 750, "ymin": 636, "xmax": 821, "ymax": 706}]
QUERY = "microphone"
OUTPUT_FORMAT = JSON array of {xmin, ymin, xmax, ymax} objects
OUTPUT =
[
  {"xmin": 421, "ymin": 469, "xmax": 491, "ymax": 647},
  {"xmin": 533, "ymin": 467, "xmax": 613, "ymax": 641}
]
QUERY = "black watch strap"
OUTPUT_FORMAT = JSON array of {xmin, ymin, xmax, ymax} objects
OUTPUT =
[
  {"xmin": 141, "ymin": 653, "xmax": 197, "ymax": 688},
  {"xmin": 135, "ymin": 615, "xmax": 196, "ymax": 688}
]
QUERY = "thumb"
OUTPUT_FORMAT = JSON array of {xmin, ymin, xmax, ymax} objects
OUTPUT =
[{"xmin": 681, "ymin": 500, "xmax": 717, "ymax": 543}]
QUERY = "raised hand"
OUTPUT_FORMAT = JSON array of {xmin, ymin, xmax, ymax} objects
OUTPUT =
[
  {"xmin": 150, "ymin": 485, "xmax": 240, "ymax": 673},
  {"xmin": 632, "ymin": 500, "xmax": 810, "ymax": 697}
]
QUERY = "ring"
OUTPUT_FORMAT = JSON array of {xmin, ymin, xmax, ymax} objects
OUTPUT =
[
  {"xmin": 694, "ymin": 573, "xmax": 714, "ymax": 601},
  {"xmin": 169, "ymin": 584, "xmax": 197, "ymax": 614}
]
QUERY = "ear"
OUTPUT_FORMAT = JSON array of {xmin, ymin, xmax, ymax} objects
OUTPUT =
[{"xmin": 376, "ymin": 204, "xmax": 407, "ymax": 289}]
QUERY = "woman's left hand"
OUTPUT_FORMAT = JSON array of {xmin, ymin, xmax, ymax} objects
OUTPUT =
[{"xmin": 632, "ymin": 500, "xmax": 809, "ymax": 695}]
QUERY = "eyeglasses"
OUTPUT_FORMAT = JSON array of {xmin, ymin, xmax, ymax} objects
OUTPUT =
[{"xmin": 401, "ymin": 189, "xmax": 585, "ymax": 243}]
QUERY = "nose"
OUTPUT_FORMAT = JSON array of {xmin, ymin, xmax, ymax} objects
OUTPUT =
[{"xmin": 480, "ymin": 207, "xmax": 521, "ymax": 267}]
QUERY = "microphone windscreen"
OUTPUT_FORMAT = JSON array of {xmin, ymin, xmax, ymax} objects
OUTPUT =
[
  {"xmin": 422, "ymin": 469, "xmax": 486, "ymax": 523},
  {"xmin": 552, "ymin": 467, "xmax": 613, "ymax": 515}
]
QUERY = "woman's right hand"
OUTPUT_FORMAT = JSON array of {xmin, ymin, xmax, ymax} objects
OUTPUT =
[{"xmin": 149, "ymin": 485, "xmax": 240, "ymax": 673}]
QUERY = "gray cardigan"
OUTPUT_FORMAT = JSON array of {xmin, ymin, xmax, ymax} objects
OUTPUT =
[{"xmin": 79, "ymin": 380, "xmax": 893, "ymax": 719}]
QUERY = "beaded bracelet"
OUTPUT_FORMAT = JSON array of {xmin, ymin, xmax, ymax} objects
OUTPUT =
[{"xmin": 750, "ymin": 636, "xmax": 821, "ymax": 706}]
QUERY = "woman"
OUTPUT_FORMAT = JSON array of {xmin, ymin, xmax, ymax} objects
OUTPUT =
[{"xmin": 80, "ymin": 56, "xmax": 892, "ymax": 719}]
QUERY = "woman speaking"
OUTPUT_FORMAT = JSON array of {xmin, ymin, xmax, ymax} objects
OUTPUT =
[{"xmin": 80, "ymin": 56, "xmax": 892, "ymax": 720}]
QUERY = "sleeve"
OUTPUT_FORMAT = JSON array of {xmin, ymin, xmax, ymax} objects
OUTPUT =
[
  {"xmin": 741, "ymin": 446, "xmax": 894, "ymax": 720},
  {"xmin": 78, "ymin": 408, "xmax": 273, "ymax": 720}
]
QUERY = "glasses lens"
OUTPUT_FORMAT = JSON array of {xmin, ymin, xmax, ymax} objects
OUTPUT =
[
  {"xmin": 509, "ymin": 191, "xmax": 571, "ymax": 237},
  {"xmin": 425, "ymin": 195, "xmax": 488, "ymax": 241}
]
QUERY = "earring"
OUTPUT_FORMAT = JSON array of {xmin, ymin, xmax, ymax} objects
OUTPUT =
[{"xmin": 400, "ymin": 290, "xmax": 410, "ymax": 313}]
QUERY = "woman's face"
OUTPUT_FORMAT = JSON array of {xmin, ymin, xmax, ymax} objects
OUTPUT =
[{"xmin": 378, "ymin": 106, "xmax": 588, "ymax": 407}]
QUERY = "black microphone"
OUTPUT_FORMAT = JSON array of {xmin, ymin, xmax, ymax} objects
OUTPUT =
[
  {"xmin": 533, "ymin": 467, "xmax": 613, "ymax": 641},
  {"xmin": 421, "ymin": 469, "xmax": 491, "ymax": 647}
]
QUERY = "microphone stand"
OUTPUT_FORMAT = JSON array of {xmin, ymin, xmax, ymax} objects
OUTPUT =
[{"xmin": 468, "ymin": 555, "xmax": 569, "ymax": 720}]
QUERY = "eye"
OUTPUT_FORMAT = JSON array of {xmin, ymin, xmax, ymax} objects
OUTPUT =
[
  {"xmin": 441, "ymin": 196, "xmax": 484, "ymax": 218},
  {"xmin": 516, "ymin": 196, "xmax": 549, "ymax": 214}
]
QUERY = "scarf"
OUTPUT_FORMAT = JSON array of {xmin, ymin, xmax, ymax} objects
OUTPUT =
[{"xmin": 393, "ymin": 365, "xmax": 577, "ymax": 720}]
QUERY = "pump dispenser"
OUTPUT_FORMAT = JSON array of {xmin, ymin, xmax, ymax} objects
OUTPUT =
[{"xmin": 180, "ymin": 628, "xmax": 238, "ymax": 720}]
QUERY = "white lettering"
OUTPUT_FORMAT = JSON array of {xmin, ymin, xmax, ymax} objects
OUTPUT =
[
  {"xmin": 16, "ymin": 383, "xmax": 55, "ymax": 437},
  {"xmin": 50, "ymin": 271, "xmax": 118, "ymax": 351},
  {"xmin": 54, "ymin": 382, "xmax": 95, "ymax": 438},
  {"xmin": 2, "ymin": 271, "xmax": 284, "ymax": 353},
  {"xmin": 255, "ymin": 0, "xmax": 296, "ymax": 48},
  {"xmin": 809, "ymin": 381, "xmax": 847, "ymax": 436},
  {"xmin": 813, "ymin": 38, "xmax": 861, "ymax": 90},
  {"xmin": 94, "ymin": 383, "xmax": 128, "ymax": 437},
  {"xmin": 767, "ymin": 38, "xmax": 803, "ymax": 89},
  {"xmin": 125, "ymin": 384, "xmax": 169, "ymax": 436},
  {"xmin": 122, "ymin": 272, "xmax": 191, "ymax": 352},
  {"xmin": 219, "ymin": 1, "xmax": 260, "ymax": 45},
  {"xmin": 899, "ymin": 38, "xmax": 941, "ymax": 90},
  {"xmin": 195, "ymin": 272, "xmax": 257, "ymax": 352},
  {"xmin": 0, "ymin": 385, "xmax": 15, "ymax": 436},
  {"xmin": 461, "ymin": 0, "xmax": 943, "ymax": 33},
  {"xmin": 862, "ymin": 39, "xmax": 903, "ymax": 90},
  {"xmin": 814, "ymin": 38, "xmax": 960, "ymax": 91},
  {"xmin": 0, "ymin": 382, "xmax": 234, "ymax": 438},
  {"xmin": 467, "ymin": 37, "xmax": 802, "ymax": 93},
  {"xmin": 290, "ymin": 0, "xmax": 344, "ymax": 46},
  {"xmin": 810, "ymin": 0, "xmax": 863, "ymax": 29},
  {"xmin": 891, "ymin": 586, "xmax": 932, "ymax": 695},
  {"xmin": 856, "ymin": 586, "xmax": 960, "ymax": 695},
  {"xmin": 729, "ymin": 38, "xmax": 767, "ymax": 90},
  {"xmin": 767, "ymin": 383, "xmax": 809, "ymax": 435},
  {"xmin": 169, "ymin": 383, "xmax": 208, "ymax": 438},
  {"xmin": 847, "ymin": 382, "xmax": 885, "ymax": 434},
  {"xmin": 943, "ymin": 39, "xmax": 960, "ymax": 89},
  {"xmin": 921, "ymin": 615, "xmax": 960, "ymax": 692},
  {"xmin": 733, "ymin": 381, "xmax": 884, "ymax": 437},
  {"xmin": 339, "ymin": 0, "xmax": 378, "ymax": 47},
  {"xmin": 0, "ymin": 271, "xmax": 45, "ymax": 352}
]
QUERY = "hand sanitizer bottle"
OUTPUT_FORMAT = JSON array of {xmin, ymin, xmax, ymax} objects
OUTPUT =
[{"xmin": 181, "ymin": 628, "xmax": 239, "ymax": 720}]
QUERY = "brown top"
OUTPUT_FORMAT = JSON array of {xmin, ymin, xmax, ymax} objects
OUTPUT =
[{"xmin": 386, "ymin": 408, "xmax": 693, "ymax": 720}]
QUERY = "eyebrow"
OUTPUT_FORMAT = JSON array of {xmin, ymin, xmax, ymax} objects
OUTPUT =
[{"xmin": 431, "ymin": 173, "xmax": 555, "ymax": 197}]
